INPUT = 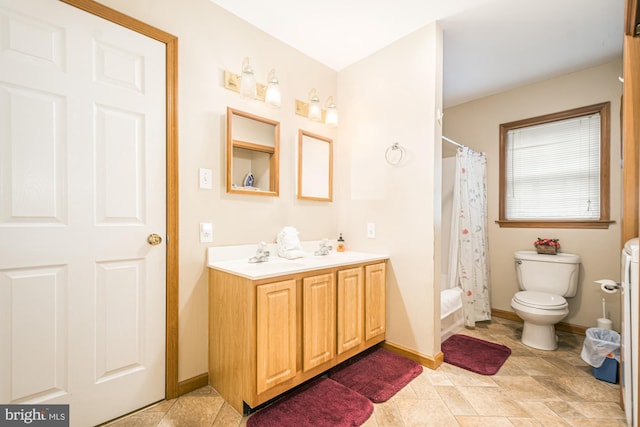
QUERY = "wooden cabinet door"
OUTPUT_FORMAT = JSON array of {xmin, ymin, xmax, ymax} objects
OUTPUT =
[
  {"xmin": 365, "ymin": 263, "xmax": 386, "ymax": 340},
  {"xmin": 256, "ymin": 279, "xmax": 296, "ymax": 394},
  {"xmin": 302, "ymin": 273, "xmax": 335, "ymax": 371},
  {"xmin": 337, "ymin": 267, "xmax": 364, "ymax": 354}
]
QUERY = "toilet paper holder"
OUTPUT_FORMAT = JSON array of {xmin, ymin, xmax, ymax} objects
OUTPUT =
[{"xmin": 595, "ymin": 279, "xmax": 620, "ymax": 293}]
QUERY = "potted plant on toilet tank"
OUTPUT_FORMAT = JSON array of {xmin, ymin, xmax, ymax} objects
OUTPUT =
[{"xmin": 534, "ymin": 238, "xmax": 560, "ymax": 255}]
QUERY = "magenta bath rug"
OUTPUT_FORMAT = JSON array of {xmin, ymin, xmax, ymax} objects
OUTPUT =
[
  {"xmin": 329, "ymin": 347, "xmax": 423, "ymax": 403},
  {"xmin": 441, "ymin": 334, "xmax": 511, "ymax": 375},
  {"xmin": 246, "ymin": 377, "xmax": 372, "ymax": 426}
]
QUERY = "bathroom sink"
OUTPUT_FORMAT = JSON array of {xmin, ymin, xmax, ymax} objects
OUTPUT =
[
  {"xmin": 308, "ymin": 252, "xmax": 362, "ymax": 263},
  {"xmin": 244, "ymin": 261, "xmax": 307, "ymax": 272},
  {"xmin": 207, "ymin": 246, "xmax": 389, "ymax": 280},
  {"xmin": 210, "ymin": 258, "xmax": 309, "ymax": 279}
]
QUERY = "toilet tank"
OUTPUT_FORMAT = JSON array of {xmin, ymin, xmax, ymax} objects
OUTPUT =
[{"xmin": 514, "ymin": 251, "xmax": 581, "ymax": 297}]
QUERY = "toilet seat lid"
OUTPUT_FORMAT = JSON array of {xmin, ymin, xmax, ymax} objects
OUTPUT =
[{"xmin": 514, "ymin": 291, "xmax": 568, "ymax": 309}]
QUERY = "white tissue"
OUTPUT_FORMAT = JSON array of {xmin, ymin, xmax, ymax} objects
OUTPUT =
[
  {"xmin": 276, "ymin": 226, "xmax": 305, "ymax": 259},
  {"xmin": 595, "ymin": 279, "xmax": 619, "ymax": 294}
]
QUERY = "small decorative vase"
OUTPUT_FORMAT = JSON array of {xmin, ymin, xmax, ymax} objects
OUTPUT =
[{"xmin": 536, "ymin": 245, "xmax": 557, "ymax": 255}]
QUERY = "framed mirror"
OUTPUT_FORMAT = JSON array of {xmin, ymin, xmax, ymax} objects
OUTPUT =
[
  {"xmin": 297, "ymin": 130, "xmax": 333, "ymax": 201},
  {"xmin": 226, "ymin": 107, "xmax": 279, "ymax": 196}
]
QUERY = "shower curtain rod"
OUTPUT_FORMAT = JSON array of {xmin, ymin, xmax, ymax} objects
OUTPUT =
[{"xmin": 442, "ymin": 136, "xmax": 465, "ymax": 148}]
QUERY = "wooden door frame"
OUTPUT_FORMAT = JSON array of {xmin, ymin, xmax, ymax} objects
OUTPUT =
[
  {"xmin": 59, "ymin": 0, "xmax": 180, "ymax": 399},
  {"xmin": 621, "ymin": 0, "xmax": 640, "ymax": 418},
  {"xmin": 622, "ymin": 0, "xmax": 640, "ymax": 245}
]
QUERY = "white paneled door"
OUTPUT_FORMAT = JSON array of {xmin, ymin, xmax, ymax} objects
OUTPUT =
[{"xmin": 0, "ymin": 0, "xmax": 167, "ymax": 425}]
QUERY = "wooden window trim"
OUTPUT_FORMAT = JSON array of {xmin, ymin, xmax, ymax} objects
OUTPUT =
[{"xmin": 497, "ymin": 102, "xmax": 612, "ymax": 229}]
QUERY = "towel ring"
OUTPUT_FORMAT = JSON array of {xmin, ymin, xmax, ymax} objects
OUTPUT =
[{"xmin": 385, "ymin": 142, "xmax": 405, "ymax": 166}]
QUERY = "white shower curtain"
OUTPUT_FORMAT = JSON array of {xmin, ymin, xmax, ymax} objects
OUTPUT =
[{"xmin": 447, "ymin": 146, "xmax": 491, "ymax": 328}]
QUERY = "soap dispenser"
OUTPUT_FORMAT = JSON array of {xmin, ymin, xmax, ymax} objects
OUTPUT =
[{"xmin": 337, "ymin": 233, "xmax": 345, "ymax": 252}]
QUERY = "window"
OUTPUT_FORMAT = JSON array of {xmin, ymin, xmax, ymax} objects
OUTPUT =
[{"xmin": 497, "ymin": 102, "xmax": 612, "ymax": 229}]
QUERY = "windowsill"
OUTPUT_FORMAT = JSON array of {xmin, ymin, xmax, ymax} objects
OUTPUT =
[{"xmin": 495, "ymin": 219, "xmax": 615, "ymax": 229}]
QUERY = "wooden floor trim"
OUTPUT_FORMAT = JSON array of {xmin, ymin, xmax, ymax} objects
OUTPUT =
[
  {"xmin": 381, "ymin": 341, "xmax": 444, "ymax": 370},
  {"xmin": 178, "ymin": 373, "xmax": 209, "ymax": 396}
]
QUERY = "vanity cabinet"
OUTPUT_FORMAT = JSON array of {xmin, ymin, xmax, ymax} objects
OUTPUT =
[
  {"xmin": 365, "ymin": 263, "xmax": 386, "ymax": 340},
  {"xmin": 255, "ymin": 279, "xmax": 297, "ymax": 394},
  {"xmin": 336, "ymin": 267, "xmax": 364, "ymax": 355},
  {"xmin": 302, "ymin": 273, "xmax": 335, "ymax": 372},
  {"xmin": 335, "ymin": 263, "xmax": 387, "ymax": 358},
  {"xmin": 208, "ymin": 261, "xmax": 386, "ymax": 414}
]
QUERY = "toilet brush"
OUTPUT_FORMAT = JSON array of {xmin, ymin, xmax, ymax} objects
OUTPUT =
[{"xmin": 597, "ymin": 297, "xmax": 613, "ymax": 329}]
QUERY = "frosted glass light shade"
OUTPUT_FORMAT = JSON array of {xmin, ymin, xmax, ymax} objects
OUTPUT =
[
  {"xmin": 265, "ymin": 70, "xmax": 281, "ymax": 108},
  {"xmin": 308, "ymin": 91, "xmax": 321, "ymax": 121},
  {"xmin": 239, "ymin": 58, "xmax": 256, "ymax": 99},
  {"xmin": 325, "ymin": 97, "xmax": 338, "ymax": 127}
]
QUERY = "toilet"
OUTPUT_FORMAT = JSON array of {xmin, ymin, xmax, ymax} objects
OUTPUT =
[{"xmin": 510, "ymin": 250, "xmax": 580, "ymax": 350}]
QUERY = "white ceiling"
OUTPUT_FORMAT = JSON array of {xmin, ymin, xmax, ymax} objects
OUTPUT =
[{"xmin": 210, "ymin": 0, "xmax": 624, "ymax": 107}]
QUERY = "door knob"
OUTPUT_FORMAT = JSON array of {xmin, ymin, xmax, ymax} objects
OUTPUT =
[{"xmin": 147, "ymin": 233, "xmax": 163, "ymax": 246}]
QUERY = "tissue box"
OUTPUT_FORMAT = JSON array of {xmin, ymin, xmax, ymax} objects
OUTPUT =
[{"xmin": 592, "ymin": 356, "xmax": 618, "ymax": 384}]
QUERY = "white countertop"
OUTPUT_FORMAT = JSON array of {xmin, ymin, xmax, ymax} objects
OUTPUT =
[{"xmin": 207, "ymin": 243, "xmax": 388, "ymax": 280}]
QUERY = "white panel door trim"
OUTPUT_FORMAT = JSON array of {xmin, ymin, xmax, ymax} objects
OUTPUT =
[{"xmin": 0, "ymin": 1, "xmax": 173, "ymax": 425}]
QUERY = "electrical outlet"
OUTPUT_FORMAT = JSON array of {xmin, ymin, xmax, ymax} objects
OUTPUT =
[
  {"xmin": 199, "ymin": 168, "xmax": 212, "ymax": 189},
  {"xmin": 200, "ymin": 222, "xmax": 213, "ymax": 243},
  {"xmin": 367, "ymin": 222, "xmax": 376, "ymax": 238}
]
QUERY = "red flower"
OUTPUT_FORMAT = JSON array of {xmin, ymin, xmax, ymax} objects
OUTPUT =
[
  {"xmin": 462, "ymin": 229, "xmax": 469, "ymax": 235},
  {"xmin": 466, "ymin": 290, "xmax": 473, "ymax": 297},
  {"xmin": 533, "ymin": 238, "xmax": 560, "ymax": 248}
]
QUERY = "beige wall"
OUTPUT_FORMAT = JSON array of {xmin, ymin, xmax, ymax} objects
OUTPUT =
[
  {"xmin": 443, "ymin": 60, "xmax": 624, "ymax": 330},
  {"xmin": 337, "ymin": 24, "xmax": 443, "ymax": 358},
  {"xmin": 98, "ymin": 0, "xmax": 340, "ymax": 381},
  {"xmin": 98, "ymin": 0, "xmax": 444, "ymax": 380},
  {"xmin": 90, "ymin": 0, "xmax": 621, "ymax": 384}
]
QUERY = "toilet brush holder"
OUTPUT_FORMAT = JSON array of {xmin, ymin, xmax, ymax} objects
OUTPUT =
[
  {"xmin": 596, "ymin": 297, "xmax": 612, "ymax": 329},
  {"xmin": 597, "ymin": 317, "xmax": 612, "ymax": 330}
]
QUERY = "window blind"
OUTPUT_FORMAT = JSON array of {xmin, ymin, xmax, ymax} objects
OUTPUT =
[{"xmin": 505, "ymin": 113, "xmax": 601, "ymax": 219}]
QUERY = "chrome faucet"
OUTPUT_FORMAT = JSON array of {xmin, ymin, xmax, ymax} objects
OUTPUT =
[
  {"xmin": 248, "ymin": 241, "xmax": 270, "ymax": 263},
  {"xmin": 314, "ymin": 239, "xmax": 333, "ymax": 256}
]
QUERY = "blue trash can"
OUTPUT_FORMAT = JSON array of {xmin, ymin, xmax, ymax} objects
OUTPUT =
[
  {"xmin": 581, "ymin": 328, "xmax": 620, "ymax": 384},
  {"xmin": 593, "ymin": 356, "xmax": 618, "ymax": 383}
]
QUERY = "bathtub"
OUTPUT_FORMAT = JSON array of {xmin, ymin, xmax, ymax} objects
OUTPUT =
[{"xmin": 441, "ymin": 287, "xmax": 464, "ymax": 342}]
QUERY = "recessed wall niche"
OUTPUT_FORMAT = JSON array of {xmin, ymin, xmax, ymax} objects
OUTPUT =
[{"xmin": 226, "ymin": 107, "xmax": 280, "ymax": 196}]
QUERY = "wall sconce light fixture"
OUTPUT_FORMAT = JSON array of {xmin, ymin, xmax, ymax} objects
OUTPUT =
[
  {"xmin": 325, "ymin": 96, "xmax": 338, "ymax": 127},
  {"xmin": 264, "ymin": 69, "xmax": 281, "ymax": 108},
  {"xmin": 223, "ymin": 58, "xmax": 281, "ymax": 107},
  {"xmin": 295, "ymin": 89, "xmax": 338, "ymax": 127}
]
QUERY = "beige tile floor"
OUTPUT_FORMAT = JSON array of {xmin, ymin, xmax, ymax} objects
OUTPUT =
[{"xmin": 105, "ymin": 316, "xmax": 626, "ymax": 426}]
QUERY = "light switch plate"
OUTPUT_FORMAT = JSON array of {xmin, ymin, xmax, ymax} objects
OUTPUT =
[
  {"xmin": 200, "ymin": 222, "xmax": 213, "ymax": 243},
  {"xmin": 367, "ymin": 222, "xmax": 376, "ymax": 238},
  {"xmin": 199, "ymin": 168, "xmax": 212, "ymax": 189}
]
